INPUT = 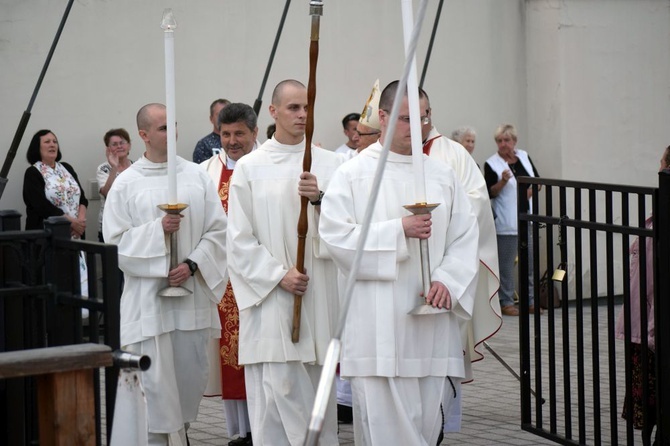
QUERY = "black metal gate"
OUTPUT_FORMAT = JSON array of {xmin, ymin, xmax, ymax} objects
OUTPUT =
[
  {"xmin": 0, "ymin": 211, "xmax": 121, "ymax": 445},
  {"xmin": 517, "ymin": 170, "xmax": 669, "ymax": 446}
]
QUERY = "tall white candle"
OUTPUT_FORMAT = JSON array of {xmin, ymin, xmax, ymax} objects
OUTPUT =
[
  {"xmin": 400, "ymin": 0, "xmax": 427, "ymax": 203},
  {"xmin": 161, "ymin": 9, "xmax": 178, "ymax": 204}
]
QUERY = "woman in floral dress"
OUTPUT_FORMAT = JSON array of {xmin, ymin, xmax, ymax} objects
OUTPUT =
[{"xmin": 23, "ymin": 129, "xmax": 88, "ymax": 235}]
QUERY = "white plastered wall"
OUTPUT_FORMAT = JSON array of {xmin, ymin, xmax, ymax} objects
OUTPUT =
[
  {"xmin": 526, "ymin": 0, "xmax": 670, "ymax": 297},
  {"xmin": 0, "ymin": 0, "xmax": 527, "ymax": 239},
  {"xmin": 1, "ymin": 1, "xmax": 668, "ymax": 289}
]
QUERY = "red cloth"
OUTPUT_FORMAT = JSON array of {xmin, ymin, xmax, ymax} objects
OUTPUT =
[
  {"xmin": 217, "ymin": 166, "xmax": 246, "ymax": 399},
  {"xmin": 422, "ymin": 134, "xmax": 441, "ymax": 156}
]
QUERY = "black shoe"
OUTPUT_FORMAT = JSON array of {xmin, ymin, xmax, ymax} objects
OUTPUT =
[
  {"xmin": 337, "ymin": 404, "xmax": 353, "ymax": 424},
  {"xmin": 228, "ymin": 433, "xmax": 252, "ymax": 446}
]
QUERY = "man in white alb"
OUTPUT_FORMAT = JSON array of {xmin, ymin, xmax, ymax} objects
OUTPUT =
[
  {"xmin": 103, "ymin": 103, "xmax": 228, "ymax": 445},
  {"xmin": 319, "ymin": 82, "xmax": 480, "ymax": 445},
  {"xmin": 226, "ymin": 80, "xmax": 342, "ymax": 446}
]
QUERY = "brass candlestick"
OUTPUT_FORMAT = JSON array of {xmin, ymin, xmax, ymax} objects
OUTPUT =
[
  {"xmin": 157, "ymin": 203, "xmax": 191, "ymax": 297},
  {"xmin": 403, "ymin": 202, "xmax": 448, "ymax": 315}
]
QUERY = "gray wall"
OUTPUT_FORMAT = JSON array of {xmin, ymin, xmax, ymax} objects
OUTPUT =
[
  {"xmin": 0, "ymin": 0, "xmax": 528, "ymax": 239},
  {"xmin": 1, "ymin": 0, "xmax": 668, "ymax": 250}
]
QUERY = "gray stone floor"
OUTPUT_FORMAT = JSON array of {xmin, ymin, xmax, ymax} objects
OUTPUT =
[
  {"xmin": 99, "ymin": 300, "xmax": 651, "ymax": 445},
  {"xmin": 187, "ymin": 305, "xmax": 623, "ymax": 445}
]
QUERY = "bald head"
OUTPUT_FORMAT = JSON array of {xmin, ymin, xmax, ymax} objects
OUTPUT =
[
  {"xmin": 136, "ymin": 103, "xmax": 170, "ymax": 161},
  {"xmin": 137, "ymin": 103, "xmax": 165, "ymax": 132},
  {"xmin": 271, "ymin": 79, "xmax": 306, "ymax": 106},
  {"xmin": 269, "ymin": 79, "xmax": 308, "ymax": 145}
]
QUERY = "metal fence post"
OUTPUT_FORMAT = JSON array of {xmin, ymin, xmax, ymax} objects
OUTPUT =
[
  {"xmin": 43, "ymin": 216, "xmax": 78, "ymax": 347},
  {"xmin": 655, "ymin": 169, "xmax": 670, "ymax": 446},
  {"xmin": 0, "ymin": 210, "xmax": 25, "ymax": 445}
]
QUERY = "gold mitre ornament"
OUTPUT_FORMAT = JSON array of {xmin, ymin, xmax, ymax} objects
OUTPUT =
[{"xmin": 359, "ymin": 79, "xmax": 381, "ymax": 131}]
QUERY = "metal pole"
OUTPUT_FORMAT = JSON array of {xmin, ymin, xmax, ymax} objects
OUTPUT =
[
  {"xmin": 0, "ymin": 0, "xmax": 75, "ymax": 201},
  {"xmin": 253, "ymin": 0, "xmax": 292, "ymax": 116},
  {"xmin": 419, "ymin": 0, "xmax": 445, "ymax": 89},
  {"xmin": 654, "ymin": 168, "xmax": 670, "ymax": 446}
]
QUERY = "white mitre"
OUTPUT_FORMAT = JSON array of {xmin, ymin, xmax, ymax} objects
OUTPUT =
[{"xmin": 359, "ymin": 79, "xmax": 381, "ymax": 131}]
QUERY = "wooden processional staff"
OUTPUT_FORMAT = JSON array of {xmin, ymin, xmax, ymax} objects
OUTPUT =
[{"xmin": 292, "ymin": 0, "xmax": 323, "ymax": 343}]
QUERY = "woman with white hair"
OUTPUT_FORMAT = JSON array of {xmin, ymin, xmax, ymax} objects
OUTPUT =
[{"xmin": 451, "ymin": 126, "xmax": 477, "ymax": 155}]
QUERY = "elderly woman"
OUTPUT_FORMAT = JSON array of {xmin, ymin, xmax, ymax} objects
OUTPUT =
[
  {"xmin": 96, "ymin": 128, "xmax": 132, "ymax": 242},
  {"xmin": 451, "ymin": 126, "xmax": 477, "ymax": 155},
  {"xmin": 23, "ymin": 129, "xmax": 88, "ymax": 236},
  {"xmin": 484, "ymin": 124, "xmax": 540, "ymax": 316}
]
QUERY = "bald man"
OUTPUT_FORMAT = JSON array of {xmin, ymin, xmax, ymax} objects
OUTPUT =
[
  {"xmin": 104, "ymin": 103, "xmax": 228, "ymax": 445},
  {"xmin": 227, "ymin": 80, "xmax": 342, "ymax": 445}
]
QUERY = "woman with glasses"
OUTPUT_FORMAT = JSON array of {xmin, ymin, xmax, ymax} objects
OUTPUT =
[{"xmin": 97, "ymin": 128, "xmax": 132, "ymax": 242}]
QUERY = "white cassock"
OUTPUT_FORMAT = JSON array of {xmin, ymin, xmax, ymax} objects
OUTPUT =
[
  {"xmin": 319, "ymin": 142, "xmax": 480, "ymax": 446},
  {"xmin": 424, "ymin": 128, "xmax": 502, "ymax": 432},
  {"xmin": 103, "ymin": 155, "xmax": 228, "ymax": 444},
  {"xmin": 227, "ymin": 137, "xmax": 342, "ymax": 446}
]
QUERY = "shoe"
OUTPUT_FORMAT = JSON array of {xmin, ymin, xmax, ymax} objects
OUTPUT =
[
  {"xmin": 228, "ymin": 433, "xmax": 252, "ymax": 446},
  {"xmin": 501, "ymin": 305, "xmax": 519, "ymax": 316},
  {"xmin": 529, "ymin": 305, "xmax": 544, "ymax": 315},
  {"xmin": 337, "ymin": 404, "xmax": 353, "ymax": 424}
]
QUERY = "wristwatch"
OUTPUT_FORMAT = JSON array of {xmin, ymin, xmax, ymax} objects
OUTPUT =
[
  {"xmin": 310, "ymin": 190, "xmax": 325, "ymax": 206},
  {"xmin": 184, "ymin": 258, "xmax": 198, "ymax": 276}
]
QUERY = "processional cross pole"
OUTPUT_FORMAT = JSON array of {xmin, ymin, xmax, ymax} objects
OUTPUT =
[{"xmin": 292, "ymin": 0, "xmax": 323, "ymax": 343}]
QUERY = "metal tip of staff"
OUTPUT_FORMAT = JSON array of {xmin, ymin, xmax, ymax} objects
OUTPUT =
[
  {"xmin": 161, "ymin": 9, "xmax": 177, "ymax": 31},
  {"xmin": 309, "ymin": 1, "xmax": 323, "ymax": 15}
]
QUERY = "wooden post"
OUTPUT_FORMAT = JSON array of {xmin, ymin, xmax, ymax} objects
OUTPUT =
[
  {"xmin": 0, "ymin": 343, "xmax": 113, "ymax": 446},
  {"xmin": 37, "ymin": 370, "xmax": 96, "ymax": 446}
]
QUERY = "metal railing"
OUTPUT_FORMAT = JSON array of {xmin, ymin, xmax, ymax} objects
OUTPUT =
[
  {"xmin": 0, "ymin": 211, "xmax": 121, "ymax": 445},
  {"xmin": 517, "ymin": 171, "xmax": 668, "ymax": 445}
]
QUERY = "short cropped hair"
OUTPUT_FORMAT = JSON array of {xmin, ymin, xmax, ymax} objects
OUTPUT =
[
  {"xmin": 271, "ymin": 79, "xmax": 306, "ymax": 106},
  {"xmin": 379, "ymin": 80, "xmax": 429, "ymax": 112},
  {"xmin": 103, "ymin": 128, "xmax": 131, "ymax": 146},
  {"xmin": 210, "ymin": 98, "xmax": 231, "ymax": 117},
  {"xmin": 494, "ymin": 124, "xmax": 517, "ymax": 142},
  {"xmin": 136, "ymin": 103, "xmax": 165, "ymax": 131},
  {"xmin": 218, "ymin": 103, "xmax": 258, "ymax": 132},
  {"xmin": 342, "ymin": 113, "xmax": 361, "ymax": 129},
  {"xmin": 26, "ymin": 129, "xmax": 61, "ymax": 164},
  {"xmin": 266, "ymin": 124, "xmax": 276, "ymax": 139}
]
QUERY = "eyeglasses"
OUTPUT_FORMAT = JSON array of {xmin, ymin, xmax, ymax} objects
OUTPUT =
[
  {"xmin": 382, "ymin": 110, "xmax": 431, "ymax": 125},
  {"xmin": 397, "ymin": 115, "xmax": 430, "ymax": 125},
  {"xmin": 355, "ymin": 130, "xmax": 381, "ymax": 137},
  {"xmin": 109, "ymin": 141, "xmax": 129, "ymax": 148}
]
